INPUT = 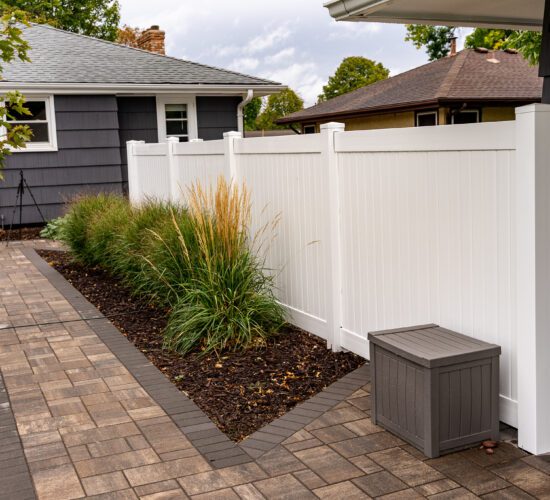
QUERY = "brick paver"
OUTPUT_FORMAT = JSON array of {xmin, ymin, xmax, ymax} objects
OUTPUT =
[{"xmin": 1, "ymin": 241, "xmax": 549, "ymax": 499}]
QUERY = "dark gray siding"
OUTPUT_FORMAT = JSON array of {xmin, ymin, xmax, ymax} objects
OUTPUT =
[
  {"xmin": 0, "ymin": 95, "xmax": 122, "ymax": 225},
  {"xmin": 197, "ymin": 96, "xmax": 241, "ymax": 140},
  {"xmin": 117, "ymin": 96, "xmax": 158, "ymax": 192}
]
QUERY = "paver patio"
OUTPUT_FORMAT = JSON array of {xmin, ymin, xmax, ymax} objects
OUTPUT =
[{"xmin": 1, "ymin": 241, "xmax": 549, "ymax": 499}]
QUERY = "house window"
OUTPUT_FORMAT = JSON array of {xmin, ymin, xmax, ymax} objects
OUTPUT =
[
  {"xmin": 416, "ymin": 111, "xmax": 438, "ymax": 127},
  {"xmin": 4, "ymin": 96, "xmax": 57, "ymax": 152},
  {"xmin": 156, "ymin": 96, "xmax": 198, "ymax": 143},
  {"xmin": 452, "ymin": 109, "xmax": 480, "ymax": 124},
  {"xmin": 165, "ymin": 104, "xmax": 189, "ymax": 142},
  {"xmin": 303, "ymin": 124, "xmax": 316, "ymax": 134}
]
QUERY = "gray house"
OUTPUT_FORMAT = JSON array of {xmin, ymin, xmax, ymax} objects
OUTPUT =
[{"xmin": 0, "ymin": 24, "xmax": 283, "ymax": 224}]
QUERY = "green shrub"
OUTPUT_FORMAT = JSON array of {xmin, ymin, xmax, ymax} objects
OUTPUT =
[
  {"xmin": 40, "ymin": 216, "xmax": 69, "ymax": 240},
  {"xmin": 61, "ymin": 193, "xmax": 125, "ymax": 263},
  {"xmin": 162, "ymin": 178, "xmax": 285, "ymax": 354},
  {"xmin": 60, "ymin": 178, "xmax": 284, "ymax": 355}
]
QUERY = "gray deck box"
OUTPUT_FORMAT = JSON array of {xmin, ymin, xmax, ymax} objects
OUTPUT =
[{"xmin": 368, "ymin": 324, "xmax": 501, "ymax": 458}]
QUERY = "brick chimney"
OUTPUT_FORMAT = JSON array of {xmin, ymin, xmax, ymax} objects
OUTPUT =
[
  {"xmin": 449, "ymin": 36, "xmax": 457, "ymax": 57},
  {"xmin": 137, "ymin": 26, "xmax": 165, "ymax": 55}
]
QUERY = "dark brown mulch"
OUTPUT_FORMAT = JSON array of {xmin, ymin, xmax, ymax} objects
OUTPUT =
[
  {"xmin": 0, "ymin": 226, "xmax": 44, "ymax": 241},
  {"xmin": 37, "ymin": 249, "xmax": 365, "ymax": 441}
]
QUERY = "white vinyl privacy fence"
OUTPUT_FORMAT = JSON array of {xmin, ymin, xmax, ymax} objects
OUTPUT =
[{"xmin": 127, "ymin": 104, "xmax": 550, "ymax": 455}]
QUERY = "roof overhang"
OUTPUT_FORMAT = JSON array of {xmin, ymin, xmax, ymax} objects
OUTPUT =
[
  {"xmin": 278, "ymin": 97, "xmax": 542, "ymax": 124},
  {"xmin": 324, "ymin": 0, "xmax": 544, "ymax": 30},
  {"xmin": 0, "ymin": 82, "xmax": 285, "ymax": 96}
]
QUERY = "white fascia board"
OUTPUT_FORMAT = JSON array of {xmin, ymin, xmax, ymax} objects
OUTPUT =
[
  {"xmin": 324, "ymin": 0, "xmax": 543, "ymax": 30},
  {"xmin": 0, "ymin": 83, "xmax": 285, "ymax": 96}
]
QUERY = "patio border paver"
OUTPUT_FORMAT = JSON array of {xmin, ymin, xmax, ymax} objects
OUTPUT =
[
  {"xmin": 0, "ymin": 372, "xmax": 36, "ymax": 500},
  {"xmin": 21, "ymin": 247, "xmax": 370, "ymax": 467}
]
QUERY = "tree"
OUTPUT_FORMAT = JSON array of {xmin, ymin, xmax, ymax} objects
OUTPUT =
[
  {"xmin": 255, "ymin": 89, "xmax": 304, "ymax": 130},
  {"xmin": 406, "ymin": 24, "xmax": 542, "ymax": 66},
  {"xmin": 318, "ymin": 56, "xmax": 389, "ymax": 102},
  {"xmin": 243, "ymin": 97, "xmax": 262, "ymax": 131},
  {"xmin": 405, "ymin": 25, "xmax": 456, "ymax": 60},
  {"xmin": 0, "ymin": 12, "xmax": 33, "ymax": 177},
  {"xmin": 116, "ymin": 25, "xmax": 142, "ymax": 48},
  {"xmin": 2, "ymin": 0, "xmax": 121, "ymax": 41}
]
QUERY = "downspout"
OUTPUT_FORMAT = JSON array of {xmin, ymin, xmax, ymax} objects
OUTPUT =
[{"xmin": 237, "ymin": 89, "xmax": 254, "ymax": 135}]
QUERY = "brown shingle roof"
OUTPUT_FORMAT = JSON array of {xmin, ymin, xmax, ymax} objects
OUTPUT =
[{"xmin": 279, "ymin": 49, "xmax": 542, "ymax": 123}]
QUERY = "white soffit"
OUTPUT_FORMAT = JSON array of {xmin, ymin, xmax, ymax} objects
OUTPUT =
[{"xmin": 324, "ymin": 0, "xmax": 544, "ymax": 30}]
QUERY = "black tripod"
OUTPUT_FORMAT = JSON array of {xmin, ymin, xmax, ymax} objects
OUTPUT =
[{"xmin": 5, "ymin": 170, "xmax": 46, "ymax": 245}]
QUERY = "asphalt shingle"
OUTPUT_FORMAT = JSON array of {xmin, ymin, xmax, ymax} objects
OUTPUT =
[{"xmin": 2, "ymin": 24, "xmax": 279, "ymax": 87}]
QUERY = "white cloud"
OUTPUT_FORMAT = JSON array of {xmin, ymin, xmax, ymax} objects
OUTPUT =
[
  {"xmin": 245, "ymin": 25, "xmax": 292, "ymax": 54},
  {"xmin": 265, "ymin": 47, "xmax": 296, "ymax": 66},
  {"xmin": 228, "ymin": 57, "xmax": 260, "ymax": 72},
  {"xmin": 262, "ymin": 62, "xmax": 325, "ymax": 105},
  {"xmin": 119, "ymin": 0, "xmax": 431, "ymax": 106}
]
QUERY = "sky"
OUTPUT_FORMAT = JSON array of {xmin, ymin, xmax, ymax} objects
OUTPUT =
[{"xmin": 119, "ymin": 0, "xmax": 468, "ymax": 106}]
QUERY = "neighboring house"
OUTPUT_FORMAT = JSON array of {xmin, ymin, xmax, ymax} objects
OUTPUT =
[
  {"xmin": 279, "ymin": 47, "xmax": 542, "ymax": 133},
  {"xmin": 0, "ymin": 24, "xmax": 283, "ymax": 224}
]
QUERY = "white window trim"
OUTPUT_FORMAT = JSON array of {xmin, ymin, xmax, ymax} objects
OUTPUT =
[
  {"xmin": 3, "ymin": 95, "xmax": 58, "ymax": 152},
  {"xmin": 156, "ymin": 95, "xmax": 198, "ymax": 142},
  {"xmin": 416, "ymin": 110, "xmax": 438, "ymax": 127},
  {"xmin": 451, "ymin": 109, "xmax": 480, "ymax": 124}
]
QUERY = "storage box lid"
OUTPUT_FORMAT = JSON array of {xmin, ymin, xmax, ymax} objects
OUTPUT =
[{"xmin": 367, "ymin": 324, "xmax": 501, "ymax": 368}]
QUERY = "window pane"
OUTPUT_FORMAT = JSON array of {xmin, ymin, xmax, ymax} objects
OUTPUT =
[
  {"xmin": 417, "ymin": 113, "xmax": 437, "ymax": 127},
  {"xmin": 453, "ymin": 111, "xmax": 479, "ymax": 124},
  {"xmin": 178, "ymin": 136, "xmax": 189, "ymax": 143},
  {"xmin": 165, "ymin": 104, "xmax": 187, "ymax": 120},
  {"xmin": 7, "ymin": 101, "xmax": 47, "ymax": 121},
  {"xmin": 27, "ymin": 123, "xmax": 49, "ymax": 142},
  {"xmin": 167, "ymin": 120, "xmax": 188, "ymax": 135}
]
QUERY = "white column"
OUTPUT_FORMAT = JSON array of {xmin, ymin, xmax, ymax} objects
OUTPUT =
[
  {"xmin": 126, "ymin": 140, "xmax": 145, "ymax": 205},
  {"xmin": 515, "ymin": 104, "xmax": 550, "ymax": 454},
  {"xmin": 223, "ymin": 131, "xmax": 242, "ymax": 183},
  {"xmin": 321, "ymin": 122, "xmax": 345, "ymax": 351},
  {"xmin": 166, "ymin": 137, "xmax": 180, "ymax": 203}
]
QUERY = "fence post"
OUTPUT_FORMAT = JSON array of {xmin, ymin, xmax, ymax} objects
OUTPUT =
[
  {"xmin": 126, "ymin": 140, "xmax": 145, "ymax": 205},
  {"xmin": 223, "ymin": 131, "xmax": 241, "ymax": 183},
  {"xmin": 515, "ymin": 104, "xmax": 550, "ymax": 455},
  {"xmin": 321, "ymin": 122, "xmax": 345, "ymax": 352},
  {"xmin": 166, "ymin": 137, "xmax": 180, "ymax": 203}
]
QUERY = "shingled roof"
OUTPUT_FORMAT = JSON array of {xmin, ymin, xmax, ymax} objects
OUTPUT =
[
  {"xmin": 1, "ymin": 24, "xmax": 280, "ymax": 87},
  {"xmin": 279, "ymin": 49, "xmax": 542, "ymax": 123}
]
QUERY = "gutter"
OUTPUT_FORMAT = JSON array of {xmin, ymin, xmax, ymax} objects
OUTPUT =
[
  {"xmin": 237, "ymin": 89, "xmax": 254, "ymax": 135},
  {"xmin": 0, "ymin": 82, "xmax": 286, "ymax": 96}
]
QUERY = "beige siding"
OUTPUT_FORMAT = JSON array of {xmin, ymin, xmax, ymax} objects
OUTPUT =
[
  {"xmin": 482, "ymin": 107, "xmax": 516, "ymax": 122},
  {"xmin": 304, "ymin": 106, "xmax": 518, "ymax": 133}
]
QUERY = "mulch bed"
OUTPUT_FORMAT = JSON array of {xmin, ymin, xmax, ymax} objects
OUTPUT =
[
  {"xmin": 37, "ymin": 249, "xmax": 365, "ymax": 441},
  {"xmin": 0, "ymin": 226, "xmax": 44, "ymax": 241}
]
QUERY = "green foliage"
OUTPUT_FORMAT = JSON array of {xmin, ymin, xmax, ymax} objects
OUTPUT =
[
  {"xmin": 318, "ymin": 56, "xmax": 389, "ymax": 102},
  {"xmin": 0, "ymin": 12, "xmax": 32, "ymax": 176},
  {"xmin": 505, "ymin": 31, "xmax": 542, "ymax": 65},
  {"xmin": 59, "ymin": 181, "xmax": 284, "ymax": 355},
  {"xmin": 464, "ymin": 29, "xmax": 512, "ymax": 51},
  {"xmin": 2, "ymin": 0, "xmax": 121, "ymax": 41},
  {"xmin": 61, "ymin": 193, "xmax": 125, "ymax": 264},
  {"xmin": 244, "ymin": 97, "xmax": 262, "ymax": 131},
  {"xmin": 40, "ymin": 216, "xmax": 68, "ymax": 240},
  {"xmin": 162, "ymin": 179, "xmax": 284, "ymax": 354},
  {"xmin": 405, "ymin": 25, "xmax": 456, "ymax": 60},
  {"xmin": 406, "ymin": 24, "xmax": 541, "ymax": 65},
  {"xmin": 255, "ymin": 89, "xmax": 304, "ymax": 130}
]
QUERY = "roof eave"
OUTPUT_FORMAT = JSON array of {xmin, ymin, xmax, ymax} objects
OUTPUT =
[
  {"xmin": 0, "ymin": 82, "xmax": 286, "ymax": 96},
  {"xmin": 324, "ymin": 0, "xmax": 543, "ymax": 30},
  {"xmin": 278, "ymin": 97, "xmax": 543, "ymax": 124}
]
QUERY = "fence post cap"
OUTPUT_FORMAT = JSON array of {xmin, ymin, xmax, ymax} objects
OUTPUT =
[
  {"xmin": 223, "ymin": 131, "xmax": 242, "ymax": 139},
  {"xmin": 320, "ymin": 122, "xmax": 345, "ymax": 131},
  {"xmin": 127, "ymin": 140, "xmax": 146, "ymax": 144}
]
